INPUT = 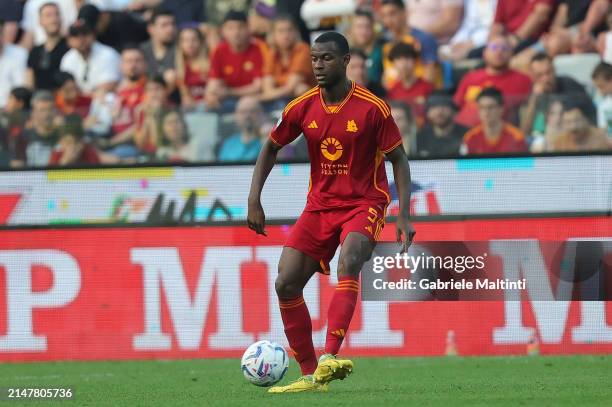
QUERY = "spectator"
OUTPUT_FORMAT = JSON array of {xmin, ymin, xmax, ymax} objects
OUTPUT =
[
  {"xmin": 0, "ymin": 19, "xmax": 27, "ymax": 108},
  {"xmin": 442, "ymin": 0, "xmax": 498, "ymax": 62},
  {"xmin": 530, "ymin": 97, "xmax": 564, "ymax": 153},
  {"xmin": 347, "ymin": 49, "xmax": 386, "ymax": 98},
  {"xmin": 596, "ymin": 5, "xmax": 612, "ymax": 63},
  {"xmin": 134, "ymin": 75, "xmax": 170, "ymax": 155},
  {"xmin": 405, "ymin": 0, "xmax": 463, "ymax": 44},
  {"xmin": 0, "ymin": 87, "xmax": 31, "ymax": 167},
  {"xmin": 462, "ymin": 87, "xmax": 528, "ymax": 155},
  {"xmin": 454, "ymin": 35, "xmax": 532, "ymax": 127},
  {"xmin": 379, "ymin": 0, "xmax": 439, "ymax": 86},
  {"xmin": 489, "ymin": 0, "xmax": 555, "ymax": 53},
  {"xmin": 389, "ymin": 101, "xmax": 416, "ymax": 155},
  {"xmin": 155, "ymin": 109, "xmax": 192, "ymax": 162},
  {"xmin": 49, "ymin": 118, "xmax": 100, "ymax": 166},
  {"xmin": 105, "ymin": 44, "xmax": 147, "ymax": 157},
  {"xmin": 249, "ymin": 1, "xmax": 275, "ymax": 42},
  {"xmin": 386, "ymin": 42, "xmax": 434, "ymax": 127},
  {"xmin": 54, "ymin": 71, "xmax": 92, "ymax": 118},
  {"xmin": 77, "ymin": 4, "xmax": 148, "ymax": 52},
  {"xmin": 1, "ymin": 0, "xmax": 21, "ymax": 45},
  {"xmin": 217, "ymin": 96, "xmax": 264, "ymax": 162},
  {"xmin": 205, "ymin": 11, "xmax": 267, "ymax": 111},
  {"xmin": 261, "ymin": 14, "xmax": 314, "ymax": 104},
  {"xmin": 521, "ymin": 52, "xmax": 588, "ymax": 137},
  {"xmin": 21, "ymin": 0, "xmax": 77, "ymax": 48},
  {"xmin": 592, "ymin": 62, "xmax": 612, "ymax": 135},
  {"xmin": 204, "ymin": 1, "xmax": 250, "ymax": 28},
  {"xmin": 417, "ymin": 92, "xmax": 467, "ymax": 157},
  {"xmin": 550, "ymin": 100, "xmax": 610, "ymax": 152},
  {"xmin": 26, "ymin": 2, "xmax": 69, "ymax": 91},
  {"xmin": 347, "ymin": 9, "xmax": 384, "ymax": 90},
  {"xmin": 544, "ymin": 0, "xmax": 608, "ymax": 57},
  {"xmin": 141, "ymin": 8, "xmax": 177, "ymax": 87},
  {"xmin": 24, "ymin": 90, "xmax": 58, "ymax": 166},
  {"xmin": 176, "ymin": 27, "xmax": 209, "ymax": 110},
  {"xmin": 60, "ymin": 19, "xmax": 121, "ymax": 96}
]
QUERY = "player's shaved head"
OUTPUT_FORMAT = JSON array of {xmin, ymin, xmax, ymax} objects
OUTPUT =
[{"xmin": 314, "ymin": 32, "xmax": 350, "ymax": 57}]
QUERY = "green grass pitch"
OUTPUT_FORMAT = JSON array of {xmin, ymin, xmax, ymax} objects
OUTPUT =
[{"xmin": 0, "ymin": 355, "xmax": 610, "ymax": 406}]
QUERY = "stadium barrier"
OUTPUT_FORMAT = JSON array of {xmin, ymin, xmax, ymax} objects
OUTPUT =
[{"xmin": 1, "ymin": 217, "xmax": 611, "ymax": 361}]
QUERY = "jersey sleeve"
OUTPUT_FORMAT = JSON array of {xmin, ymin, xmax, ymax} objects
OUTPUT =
[
  {"xmin": 269, "ymin": 105, "xmax": 303, "ymax": 147},
  {"xmin": 376, "ymin": 108, "xmax": 403, "ymax": 154}
]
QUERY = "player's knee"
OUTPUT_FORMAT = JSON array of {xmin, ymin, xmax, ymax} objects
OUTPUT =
[
  {"xmin": 275, "ymin": 274, "xmax": 302, "ymax": 298},
  {"xmin": 338, "ymin": 251, "xmax": 363, "ymax": 277}
]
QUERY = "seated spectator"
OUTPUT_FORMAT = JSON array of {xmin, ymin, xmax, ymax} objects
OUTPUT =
[
  {"xmin": 134, "ymin": 75, "xmax": 170, "ymax": 155},
  {"xmin": 248, "ymin": 1, "xmax": 275, "ymax": 42},
  {"xmin": 141, "ymin": 8, "xmax": 177, "ymax": 88},
  {"xmin": 389, "ymin": 101, "xmax": 416, "ymax": 155},
  {"xmin": 55, "ymin": 72, "xmax": 92, "ymax": 118},
  {"xmin": 26, "ymin": 2, "xmax": 69, "ymax": 91},
  {"xmin": 60, "ymin": 19, "xmax": 121, "ymax": 96},
  {"xmin": 386, "ymin": 43, "xmax": 434, "ymax": 127},
  {"xmin": 596, "ymin": 5, "xmax": 612, "ymax": 63},
  {"xmin": 521, "ymin": 53, "xmax": 588, "ymax": 137},
  {"xmin": 83, "ymin": 87, "xmax": 115, "ymax": 139},
  {"xmin": 347, "ymin": 49, "xmax": 386, "ymax": 98},
  {"xmin": 0, "ymin": 19, "xmax": 27, "ymax": 108},
  {"xmin": 49, "ymin": 118, "xmax": 100, "ymax": 166},
  {"xmin": 462, "ymin": 87, "xmax": 528, "ymax": 155},
  {"xmin": 20, "ymin": 0, "xmax": 77, "ymax": 48},
  {"xmin": 205, "ymin": 11, "xmax": 267, "ymax": 112},
  {"xmin": 0, "ymin": 87, "xmax": 31, "ymax": 167},
  {"xmin": 442, "ymin": 0, "xmax": 498, "ymax": 62},
  {"xmin": 417, "ymin": 92, "xmax": 467, "ymax": 157},
  {"xmin": 176, "ymin": 27, "xmax": 209, "ymax": 110},
  {"xmin": 454, "ymin": 35, "xmax": 532, "ymax": 127},
  {"xmin": 348, "ymin": 9, "xmax": 384, "ymax": 90},
  {"xmin": 489, "ymin": 0, "xmax": 555, "ymax": 54},
  {"xmin": 105, "ymin": 44, "xmax": 147, "ymax": 157},
  {"xmin": 405, "ymin": 0, "xmax": 463, "ymax": 44},
  {"xmin": 155, "ymin": 110, "xmax": 192, "ymax": 162},
  {"xmin": 23, "ymin": 90, "xmax": 59, "ymax": 166},
  {"xmin": 530, "ymin": 97, "xmax": 564, "ymax": 153},
  {"xmin": 550, "ymin": 100, "xmax": 611, "ymax": 152},
  {"xmin": 591, "ymin": 62, "xmax": 612, "ymax": 135},
  {"xmin": 379, "ymin": 0, "xmax": 439, "ymax": 87},
  {"xmin": 260, "ymin": 14, "xmax": 314, "ymax": 104},
  {"xmin": 217, "ymin": 96, "xmax": 264, "ymax": 162}
]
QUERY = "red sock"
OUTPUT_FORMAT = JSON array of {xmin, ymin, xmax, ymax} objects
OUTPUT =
[
  {"xmin": 325, "ymin": 276, "xmax": 359, "ymax": 355},
  {"xmin": 279, "ymin": 296, "xmax": 318, "ymax": 375}
]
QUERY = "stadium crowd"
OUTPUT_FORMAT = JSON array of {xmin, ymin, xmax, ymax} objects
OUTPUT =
[{"xmin": 0, "ymin": 0, "xmax": 611, "ymax": 167}]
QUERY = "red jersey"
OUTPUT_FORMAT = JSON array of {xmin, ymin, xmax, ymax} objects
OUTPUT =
[
  {"xmin": 183, "ymin": 63, "xmax": 207, "ymax": 101},
  {"xmin": 208, "ymin": 39, "xmax": 267, "ymax": 88},
  {"xmin": 494, "ymin": 0, "xmax": 555, "ymax": 39},
  {"xmin": 462, "ymin": 123, "xmax": 528, "ymax": 154},
  {"xmin": 270, "ymin": 83, "xmax": 402, "ymax": 211},
  {"xmin": 453, "ymin": 68, "xmax": 532, "ymax": 127},
  {"xmin": 49, "ymin": 144, "xmax": 100, "ymax": 165},
  {"xmin": 387, "ymin": 78, "xmax": 434, "ymax": 126},
  {"xmin": 112, "ymin": 79, "xmax": 146, "ymax": 134}
]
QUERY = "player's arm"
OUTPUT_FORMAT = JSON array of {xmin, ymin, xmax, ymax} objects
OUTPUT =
[
  {"xmin": 385, "ymin": 146, "xmax": 416, "ymax": 251},
  {"xmin": 247, "ymin": 139, "xmax": 283, "ymax": 236}
]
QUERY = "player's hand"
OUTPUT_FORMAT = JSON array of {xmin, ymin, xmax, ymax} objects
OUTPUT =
[
  {"xmin": 247, "ymin": 200, "xmax": 267, "ymax": 236},
  {"xmin": 396, "ymin": 216, "xmax": 416, "ymax": 253}
]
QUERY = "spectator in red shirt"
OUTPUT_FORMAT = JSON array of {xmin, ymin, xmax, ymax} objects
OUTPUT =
[
  {"xmin": 49, "ymin": 119, "xmax": 100, "ymax": 166},
  {"xmin": 490, "ymin": 0, "xmax": 555, "ymax": 52},
  {"xmin": 176, "ymin": 27, "xmax": 209, "ymax": 111},
  {"xmin": 106, "ymin": 44, "xmax": 147, "ymax": 157},
  {"xmin": 205, "ymin": 10, "xmax": 267, "ymax": 112},
  {"xmin": 462, "ymin": 87, "xmax": 528, "ymax": 155},
  {"xmin": 386, "ymin": 42, "xmax": 434, "ymax": 127},
  {"xmin": 454, "ymin": 35, "xmax": 532, "ymax": 127},
  {"xmin": 55, "ymin": 72, "xmax": 92, "ymax": 119}
]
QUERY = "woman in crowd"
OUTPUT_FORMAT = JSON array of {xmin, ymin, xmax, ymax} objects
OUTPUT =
[
  {"xmin": 155, "ymin": 109, "xmax": 192, "ymax": 162},
  {"xmin": 176, "ymin": 27, "xmax": 209, "ymax": 110}
]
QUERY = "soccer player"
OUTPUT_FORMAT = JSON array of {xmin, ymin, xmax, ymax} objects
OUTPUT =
[{"xmin": 247, "ymin": 32, "xmax": 415, "ymax": 393}]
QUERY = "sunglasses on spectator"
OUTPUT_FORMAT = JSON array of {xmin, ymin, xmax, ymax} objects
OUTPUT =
[{"xmin": 487, "ymin": 43, "xmax": 512, "ymax": 52}]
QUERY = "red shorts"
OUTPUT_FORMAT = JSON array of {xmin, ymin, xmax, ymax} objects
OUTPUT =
[{"xmin": 284, "ymin": 204, "xmax": 386, "ymax": 274}]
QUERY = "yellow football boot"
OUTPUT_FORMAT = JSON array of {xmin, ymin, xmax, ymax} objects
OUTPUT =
[
  {"xmin": 267, "ymin": 375, "xmax": 329, "ymax": 394},
  {"xmin": 313, "ymin": 354, "xmax": 353, "ymax": 384}
]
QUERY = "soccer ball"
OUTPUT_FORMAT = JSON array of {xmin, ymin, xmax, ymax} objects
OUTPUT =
[{"xmin": 241, "ymin": 340, "xmax": 289, "ymax": 386}]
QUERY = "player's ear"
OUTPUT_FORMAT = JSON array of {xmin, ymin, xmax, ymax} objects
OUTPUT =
[{"xmin": 343, "ymin": 53, "xmax": 351, "ymax": 68}]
